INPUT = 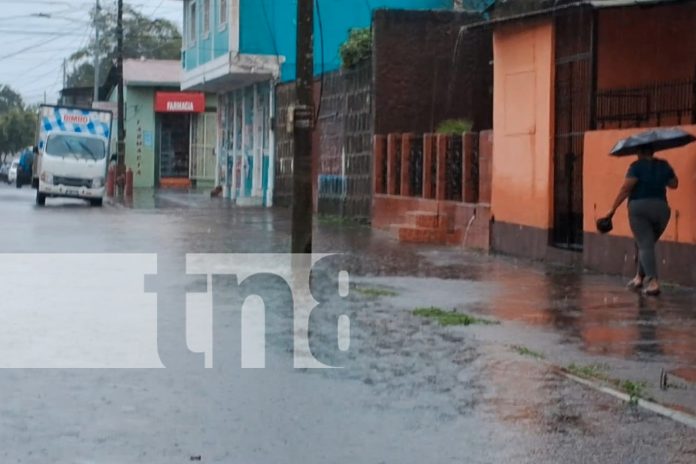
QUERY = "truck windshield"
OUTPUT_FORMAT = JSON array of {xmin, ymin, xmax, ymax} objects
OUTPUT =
[{"xmin": 45, "ymin": 134, "xmax": 106, "ymax": 161}]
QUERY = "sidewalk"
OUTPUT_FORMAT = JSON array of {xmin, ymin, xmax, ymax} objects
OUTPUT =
[
  {"xmin": 129, "ymin": 189, "xmax": 696, "ymax": 418},
  {"xmin": 313, "ymin": 220, "xmax": 696, "ymax": 419}
]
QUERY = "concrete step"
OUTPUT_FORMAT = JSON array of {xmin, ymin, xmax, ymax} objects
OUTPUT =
[
  {"xmin": 392, "ymin": 224, "xmax": 462, "ymax": 244},
  {"xmin": 404, "ymin": 211, "xmax": 446, "ymax": 229}
]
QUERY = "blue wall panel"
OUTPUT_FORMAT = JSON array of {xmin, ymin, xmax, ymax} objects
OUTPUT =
[{"xmin": 239, "ymin": 0, "xmax": 452, "ymax": 82}]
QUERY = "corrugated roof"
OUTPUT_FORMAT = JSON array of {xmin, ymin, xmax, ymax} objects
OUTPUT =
[
  {"xmin": 123, "ymin": 59, "xmax": 181, "ymax": 86},
  {"xmin": 464, "ymin": 0, "xmax": 689, "ymax": 29},
  {"xmin": 589, "ymin": 0, "xmax": 683, "ymax": 6}
]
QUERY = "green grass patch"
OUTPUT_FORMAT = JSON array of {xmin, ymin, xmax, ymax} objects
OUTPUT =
[
  {"xmin": 566, "ymin": 363, "xmax": 609, "ymax": 381},
  {"xmin": 511, "ymin": 345, "xmax": 545, "ymax": 359},
  {"xmin": 565, "ymin": 363, "xmax": 647, "ymax": 404},
  {"xmin": 618, "ymin": 380, "xmax": 647, "ymax": 405},
  {"xmin": 413, "ymin": 307, "xmax": 497, "ymax": 326},
  {"xmin": 435, "ymin": 118, "xmax": 473, "ymax": 135},
  {"xmin": 353, "ymin": 287, "xmax": 399, "ymax": 298}
]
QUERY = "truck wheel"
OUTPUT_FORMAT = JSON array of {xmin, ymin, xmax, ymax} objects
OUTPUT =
[
  {"xmin": 36, "ymin": 191, "xmax": 46, "ymax": 206},
  {"xmin": 89, "ymin": 198, "xmax": 103, "ymax": 207},
  {"xmin": 16, "ymin": 179, "xmax": 21, "ymax": 189}
]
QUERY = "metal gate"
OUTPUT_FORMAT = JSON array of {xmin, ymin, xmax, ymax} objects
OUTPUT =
[
  {"xmin": 552, "ymin": 7, "xmax": 595, "ymax": 250},
  {"xmin": 189, "ymin": 112, "xmax": 217, "ymax": 184}
]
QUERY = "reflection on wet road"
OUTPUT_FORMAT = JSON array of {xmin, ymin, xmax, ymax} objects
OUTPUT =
[{"xmin": 0, "ymin": 186, "xmax": 693, "ymax": 463}]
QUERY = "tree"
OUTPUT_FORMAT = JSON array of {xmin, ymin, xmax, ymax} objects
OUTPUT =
[
  {"xmin": 0, "ymin": 85, "xmax": 24, "ymax": 114},
  {"xmin": 0, "ymin": 108, "xmax": 36, "ymax": 161},
  {"xmin": 0, "ymin": 84, "xmax": 34, "ymax": 160},
  {"xmin": 67, "ymin": 3, "xmax": 182, "ymax": 88}
]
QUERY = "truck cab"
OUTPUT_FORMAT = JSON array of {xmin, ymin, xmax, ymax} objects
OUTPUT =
[
  {"xmin": 36, "ymin": 133, "xmax": 109, "ymax": 206},
  {"xmin": 34, "ymin": 105, "xmax": 113, "ymax": 207}
]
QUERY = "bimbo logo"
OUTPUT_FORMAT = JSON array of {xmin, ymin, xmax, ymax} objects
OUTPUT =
[
  {"xmin": 63, "ymin": 114, "xmax": 90, "ymax": 124},
  {"xmin": 166, "ymin": 101, "xmax": 194, "ymax": 111}
]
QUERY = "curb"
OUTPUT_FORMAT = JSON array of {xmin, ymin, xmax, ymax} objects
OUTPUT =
[
  {"xmin": 105, "ymin": 198, "xmax": 125, "ymax": 209},
  {"xmin": 560, "ymin": 370, "xmax": 696, "ymax": 430}
]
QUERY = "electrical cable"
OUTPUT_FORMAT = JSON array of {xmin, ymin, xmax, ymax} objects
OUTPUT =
[
  {"xmin": 259, "ymin": 0, "xmax": 281, "ymax": 68},
  {"xmin": 314, "ymin": 0, "xmax": 325, "ymax": 125}
]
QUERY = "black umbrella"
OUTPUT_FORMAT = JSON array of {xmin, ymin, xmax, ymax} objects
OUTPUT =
[{"xmin": 610, "ymin": 128, "xmax": 696, "ymax": 157}]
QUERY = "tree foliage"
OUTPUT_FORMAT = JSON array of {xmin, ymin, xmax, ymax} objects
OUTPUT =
[
  {"xmin": 0, "ymin": 109, "xmax": 36, "ymax": 158},
  {"xmin": 67, "ymin": 3, "xmax": 182, "ymax": 87},
  {"xmin": 0, "ymin": 85, "xmax": 24, "ymax": 114},
  {"xmin": 0, "ymin": 85, "xmax": 35, "ymax": 159},
  {"xmin": 339, "ymin": 28, "xmax": 372, "ymax": 69}
]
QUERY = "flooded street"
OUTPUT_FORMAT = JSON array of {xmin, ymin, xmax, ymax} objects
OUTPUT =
[{"xmin": 0, "ymin": 186, "xmax": 694, "ymax": 463}]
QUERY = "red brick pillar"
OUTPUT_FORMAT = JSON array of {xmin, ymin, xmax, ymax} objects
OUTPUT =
[
  {"xmin": 436, "ymin": 134, "xmax": 447, "ymax": 201},
  {"xmin": 373, "ymin": 135, "xmax": 386, "ymax": 194},
  {"xmin": 387, "ymin": 133, "xmax": 400, "ymax": 195},
  {"xmin": 462, "ymin": 132, "xmax": 477, "ymax": 203},
  {"xmin": 478, "ymin": 130, "xmax": 493, "ymax": 204},
  {"xmin": 400, "ymin": 133, "xmax": 412, "ymax": 197},
  {"xmin": 423, "ymin": 134, "xmax": 433, "ymax": 199}
]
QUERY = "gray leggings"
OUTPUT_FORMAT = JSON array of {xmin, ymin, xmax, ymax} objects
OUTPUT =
[{"xmin": 628, "ymin": 199, "xmax": 671, "ymax": 280}]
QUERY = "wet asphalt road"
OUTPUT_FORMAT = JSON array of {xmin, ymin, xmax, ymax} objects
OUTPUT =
[{"xmin": 0, "ymin": 184, "xmax": 694, "ymax": 463}]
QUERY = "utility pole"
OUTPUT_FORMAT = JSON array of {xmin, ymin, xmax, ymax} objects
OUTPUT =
[
  {"xmin": 93, "ymin": 0, "xmax": 100, "ymax": 102},
  {"xmin": 62, "ymin": 59, "xmax": 66, "ymax": 89},
  {"xmin": 291, "ymin": 0, "xmax": 314, "ymax": 254},
  {"xmin": 116, "ymin": 0, "xmax": 125, "ymax": 195}
]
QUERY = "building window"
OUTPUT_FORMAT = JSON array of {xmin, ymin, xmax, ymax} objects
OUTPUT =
[
  {"xmin": 203, "ymin": 0, "xmax": 211, "ymax": 36},
  {"xmin": 189, "ymin": 1, "xmax": 197, "ymax": 45},
  {"xmin": 219, "ymin": 0, "xmax": 227, "ymax": 29}
]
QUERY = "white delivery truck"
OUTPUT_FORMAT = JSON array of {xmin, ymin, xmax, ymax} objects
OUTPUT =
[{"xmin": 33, "ymin": 105, "xmax": 114, "ymax": 207}]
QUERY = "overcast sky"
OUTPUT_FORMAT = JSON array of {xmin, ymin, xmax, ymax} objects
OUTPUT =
[{"xmin": 0, "ymin": 0, "xmax": 182, "ymax": 105}]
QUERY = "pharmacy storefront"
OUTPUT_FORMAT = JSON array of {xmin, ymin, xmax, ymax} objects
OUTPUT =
[{"xmin": 154, "ymin": 91, "xmax": 217, "ymax": 189}]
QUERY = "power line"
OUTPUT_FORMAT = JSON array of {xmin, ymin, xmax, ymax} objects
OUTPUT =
[
  {"xmin": 150, "ymin": 0, "xmax": 166, "ymax": 17},
  {"xmin": 0, "ymin": 34, "xmax": 67, "ymax": 61},
  {"xmin": 0, "ymin": 29, "xmax": 88, "ymax": 36}
]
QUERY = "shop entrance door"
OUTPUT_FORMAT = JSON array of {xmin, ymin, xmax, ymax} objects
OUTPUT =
[{"xmin": 158, "ymin": 113, "xmax": 190, "ymax": 186}]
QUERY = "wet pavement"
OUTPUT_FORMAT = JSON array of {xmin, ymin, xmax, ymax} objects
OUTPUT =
[{"xmin": 0, "ymin": 185, "xmax": 694, "ymax": 463}]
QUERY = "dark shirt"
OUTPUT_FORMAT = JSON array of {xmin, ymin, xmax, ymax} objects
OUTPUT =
[{"xmin": 626, "ymin": 158, "xmax": 675, "ymax": 202}]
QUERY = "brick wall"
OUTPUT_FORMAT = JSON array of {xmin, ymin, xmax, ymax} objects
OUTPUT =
[
  {"xmin": 276, "ymin": 63, "xmax": 373, "ymax": 220},
  {"xmin": 316, "ymin": 63, "xmax": 373, "ymax": 220},
  {"xmin": 372, "ymin": 9, "xmax": 493, "ymax": 135}
]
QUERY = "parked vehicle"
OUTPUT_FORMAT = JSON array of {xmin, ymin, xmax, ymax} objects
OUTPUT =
[
  {"xmin": 34, "ymin": 105, "xmax": 113, "ymax": 207},
  {"xmin": 0, "ymin": 163, "xmax": 9, "ymax": 183},
  {"xmin": 7, "ymin": 160, "xmax": 19, "ymax": 184},
  {"xmin": 15, "ymin": 147, "xmax": 33, "ymax": 188}
]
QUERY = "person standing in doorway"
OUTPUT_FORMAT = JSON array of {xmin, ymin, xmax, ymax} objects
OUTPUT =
[{"xmin": 605, "ymin": 147, "xmax": 678, "ymax": 296}]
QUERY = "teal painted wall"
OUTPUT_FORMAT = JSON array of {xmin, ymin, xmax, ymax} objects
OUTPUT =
[
  {"xmin": 184, "ymin": 0, "xmax": 234, "ymax": 70},
  {"xmin": 124, "ymin": 87, "xmax": 158, "ymax": 188},
  {"xmin": 184, "ymin": 0, "xmax": 453, "ymax": 79},
  {"xmin": 239, "ymin": 0, "xmax": 453, "ymax": 81}
]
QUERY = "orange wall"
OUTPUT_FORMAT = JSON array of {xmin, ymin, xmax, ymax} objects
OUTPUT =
[
  {"xmin": 491, "ymin": 20, "xmax": 555, "ymax": 229},
  {"xmin": 597, "ymin": 3, "xmax": 696, "ymax": 89},
  {"xmin": 583, "ymin": 125, "xmax": 696, "ymax": 243}
]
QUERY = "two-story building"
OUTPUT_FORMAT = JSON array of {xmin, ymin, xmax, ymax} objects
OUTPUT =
[{"xmin": 180, "ymin": 0, "xmax": 454, "ymax": 206}]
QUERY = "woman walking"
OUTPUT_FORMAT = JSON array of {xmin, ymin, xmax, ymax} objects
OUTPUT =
[{"xmin": 605, "ymin": 147, "xmax": 678, "ymax": 296}]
